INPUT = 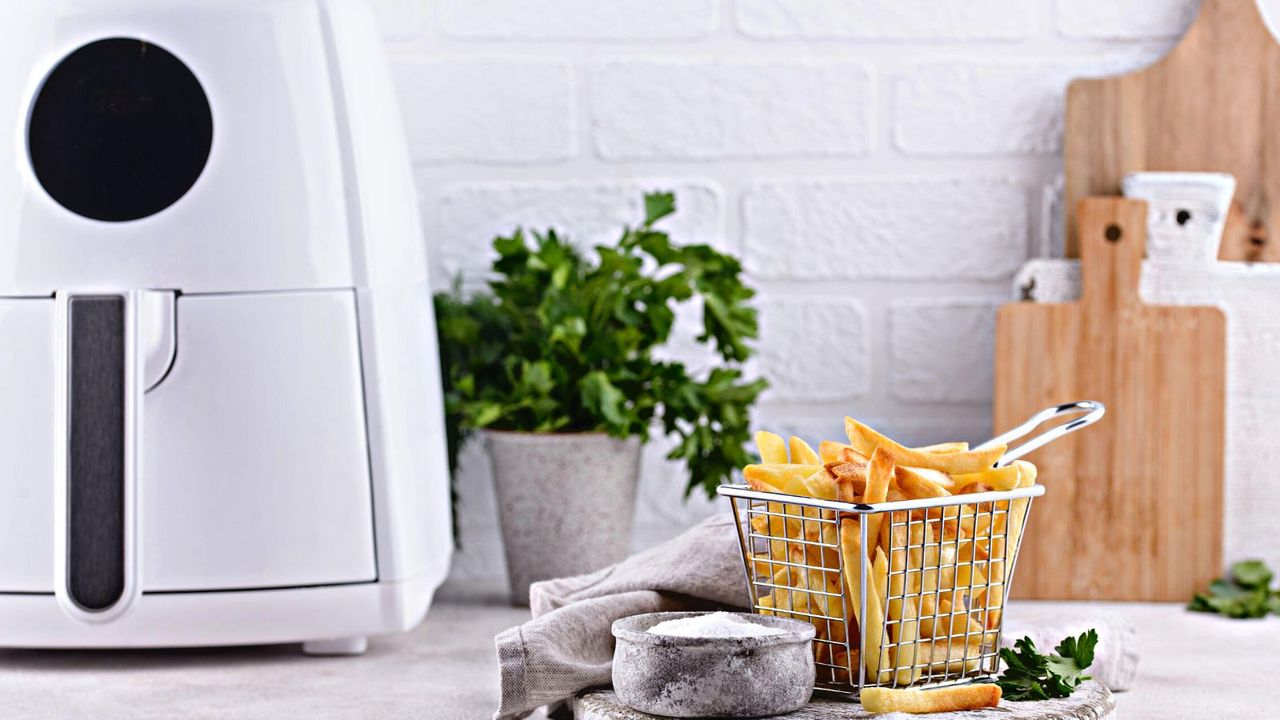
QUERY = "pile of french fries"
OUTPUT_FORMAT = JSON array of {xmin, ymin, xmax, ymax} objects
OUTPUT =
[{"xmin": 743, "ymin": 417, "xmax": 1037, "ymax": 691}]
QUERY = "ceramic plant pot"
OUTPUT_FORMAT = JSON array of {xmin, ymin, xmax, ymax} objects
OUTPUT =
[
  {"xmin": 1122, "ymin": 172, "xmax": 1235, "ymax": 264},
  {"xmin": 485, "ymin": 431, "xmax": 641, "ymax": 606}
]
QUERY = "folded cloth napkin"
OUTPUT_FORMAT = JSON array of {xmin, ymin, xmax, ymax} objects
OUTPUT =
[
  {"xmin": 493, "ymin": 514, "xmax": 748, "ymax": 720},
  {"xmin": 1002, "ymin": 612, "xmax": 1139, "ymax": 692}
]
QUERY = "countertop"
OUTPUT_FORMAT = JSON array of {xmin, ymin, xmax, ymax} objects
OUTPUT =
[{"xmin": 0, "ymin": 598, "xmax": 1272, "ymax": 718}]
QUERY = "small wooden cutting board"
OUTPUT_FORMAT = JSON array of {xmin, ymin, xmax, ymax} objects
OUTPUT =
[{"xmin": 994, "ymin": 197, "xmax": 1225, "ymax": 601}]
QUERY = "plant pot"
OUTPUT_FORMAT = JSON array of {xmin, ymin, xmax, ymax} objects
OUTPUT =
[{"xmin": 485, "ymin": 430, "xmax": 641, "ymax": 606}]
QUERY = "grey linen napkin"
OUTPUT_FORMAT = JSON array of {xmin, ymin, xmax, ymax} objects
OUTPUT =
[{"xmin": 493, "ymin": 514, "xmax": 749, "ymax": 720}]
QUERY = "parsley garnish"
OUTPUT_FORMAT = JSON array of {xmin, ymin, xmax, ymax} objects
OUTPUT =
[
  {"xmin": 995, "ymin": 629, "xmax": 1097, "ymax": 701},
  {"xmin": 1189, "ymin": 559, "xmax": 1280, "ymax": 619}
]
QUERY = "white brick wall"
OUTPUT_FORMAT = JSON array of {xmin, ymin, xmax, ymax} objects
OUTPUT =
[
  {"xmin": 743, "ymin": 177, "xmax": 1030, "ymax": 280},
  {"xmin": 735, "ymin": 0, "xmax": 1036, "ymax": 40},
  {"xmin": 590, "ymin": 61, "xmax": 873, "ymax": 160},
  {"xmin": 441, "ymin": 0, "xmax": 719, "ymax": 40},
  {"xmin": 366, "ymin": 0, "xmax": 1272, "ymax": 593}
]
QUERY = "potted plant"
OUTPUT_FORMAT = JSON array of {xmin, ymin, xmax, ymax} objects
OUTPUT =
[{"xmin": 434, "ymin": 192, "xmax": 765, "ymax": 605}]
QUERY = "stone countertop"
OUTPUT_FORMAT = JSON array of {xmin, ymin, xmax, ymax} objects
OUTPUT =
[{"xmin": 0, "ymin": 599, "xmax": 1272, "ymax": 719}]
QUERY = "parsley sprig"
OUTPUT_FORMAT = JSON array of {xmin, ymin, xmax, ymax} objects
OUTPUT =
[
  {"xmin": 1189, "ymin": 559, "xmax": 1280, "ymax": 619},
  {"xmin": 995, "ymin": 629, "xmax": 1097, "ymax": 701}
]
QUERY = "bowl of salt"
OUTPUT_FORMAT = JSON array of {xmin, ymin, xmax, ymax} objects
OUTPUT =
[{"xmin": 611, "ymin": 611, "xmax": 815, "ymax": 718}]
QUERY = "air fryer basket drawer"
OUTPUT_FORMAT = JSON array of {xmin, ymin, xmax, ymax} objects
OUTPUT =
[{"xmin": 142, "ymin": 290, "xmax": 377, "ymax": 591}]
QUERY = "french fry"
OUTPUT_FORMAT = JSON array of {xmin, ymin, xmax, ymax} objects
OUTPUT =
[
  {"xmin": 918, "ymin": 597, "xmax": 984, "ymax": 639},
  {"xmin": 743, "ymin": 463, "xmax": 823, "ymax": 496},
  {"xmin": 862, "ymin": 449, "xmax": 894, "ymax": 557},
  {"xmin": 845, "ymin": 417, "xmax": 1006, "ymax": 474},
  {"xmin": 839, "ymin": 520, "xmax": 893, "ymax": 683},
  {"xmin": 800, "ymin": 467, "xmax": 838, "ymax": 501},
  {"xmin": 986, "ymin": 460, "xmax": 1036, "ymax": 629},
  {"xmin": 755, "ymin": 430, "xmax": 788, "ymax": 464},
  {"xmin": 914, "ymin": 521, "xmax": 939, "ymax": 623},
  {"xmin": 829, "ymin": 460, "xmax": 868, "ymax": 502},
  {"xmin": 886, "ymin": 519, "xmax": 923, "ymax": 685},
  {"xmin": 860, "ymin": 684, "xmax": 1001, "ymax": 714},
  {"xmin": 922, "ymin": 639, "xmax": 984, "ymax": 674},
  {"xmin": 952, "ymin": 465, "xmax": 1020, "ymax": 493},
  {"xmin": 747, "ymin": 553, "xmax": 773, "ymax": 578},
  {"xmin": 902, "ymin": 466, "xmax": 956, "ymax": 491},
  {"xmin": 749, "ymin": 434, "xmax": 807, "ymax": 560},
  {"xmin": 819, "ymin": 440, "xmax": 854, "ymax": 464},
  {"xmin": 832, "ymin": 649, "xmax": 858, "ymax": 685},
  {"xmin": 757, "ymin": 595, "xmax": 775, "ymax": 615},
  {"xmin": 789, "ymin": 436, "xmax": 821, "ymax": 466},
  {"xmin": 870, "ymin": 548, "xmax": 893, "ymax": 683},
  {"xmin": 894, "ymin": 466, "xmax": 951, "ymax": 499},
  {"xmin": 838, "ymin": 519, "xmax": 866, "ymax": 631},
  {"xmin": 913, "ymin": 441, "xmax": 969, "ymax": 453}
]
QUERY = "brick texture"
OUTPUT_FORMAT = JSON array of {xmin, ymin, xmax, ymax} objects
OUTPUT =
[
  {"xmin": 431, "ymin": 180, "xmax": 723, "ymax": 283},
  {"xmin": 743, "ymin": 177, "xmax": 1030, "ymax": 280},
  {"xmin": 590, "ymin": 61, "xmax": 873, "ymax": 160},
  {"xmin": 890, "ymin": 300, "xmax": 1000, "ymax": 403},
  {"xmin": 1056, "ymin": 0, "xmax": 1198, "ymax": 39},
  {"xmin": 895, "ymin": 56, "xmax": 1159, "ymax": 155},
  {"xmin": 392, "ymin": 58, "xmax": 574, "ymax": 163},
  {"xmin": 758, "ymin": 296, "xmax": 870, "ymax": 402},
  {"xmin": 737, "ymin": 0, "xmax": 1035, "ymax": 40},
  {"xmin": 441, "ymin": 0, "xmax": 718, "ymax": 39}
]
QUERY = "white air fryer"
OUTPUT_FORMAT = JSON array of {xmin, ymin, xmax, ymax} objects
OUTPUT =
[{"xmin": 0, "ymin": 0, "xmax": 452, "ymax": 653}]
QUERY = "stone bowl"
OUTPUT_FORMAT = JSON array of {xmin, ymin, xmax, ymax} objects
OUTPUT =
[{"xmin": 611, "ymin": 611, "xmax": 815, "ymax": 718}]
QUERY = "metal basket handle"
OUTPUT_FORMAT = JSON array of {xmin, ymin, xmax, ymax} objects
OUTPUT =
[{"xmin": 979, "ymin": 400, "xmax": 1106, "ymax": 467}]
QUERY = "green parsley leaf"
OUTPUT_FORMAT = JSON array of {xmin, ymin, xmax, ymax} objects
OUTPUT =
[
  {"xmin": 1232, "ymin": 559, "xmax": 1274, "ymax": 590},
  {"xmin": 1189, "ymin": 559, "xmax": 1280, "ymax": 619},
  {"xmin": 996, "ymin": 630, "xmax": 1097, "ymax": 702}
]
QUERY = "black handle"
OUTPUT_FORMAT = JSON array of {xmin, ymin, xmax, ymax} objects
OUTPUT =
[{"xmin": 65, "ymin": 296, "xmax": 127, "ymax": 611}]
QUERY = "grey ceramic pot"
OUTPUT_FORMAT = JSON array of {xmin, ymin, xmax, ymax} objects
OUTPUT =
[
  {"xmin": 611, "ymin": 611, "xmax": 816, "ymax": 718},
  {"xmin": 486, "ymin": 431, "xmax": 641, "ymax": 606}
]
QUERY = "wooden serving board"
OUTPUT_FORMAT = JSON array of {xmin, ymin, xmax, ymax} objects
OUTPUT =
[
  {"xmin": 994, "ymin": 197, "xmax": 1226, "ymax": 601},
  {"xmin": 576, "ymin": 682, "xmax": 1114, "ymax": 719},
  {"xmin": 1065, "ymin": 0, "xmax": 1280, "ymax": 262}
]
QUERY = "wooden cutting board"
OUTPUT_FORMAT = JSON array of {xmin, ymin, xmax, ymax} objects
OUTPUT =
[
  {"xmin": 1065, "ymin": 0, "xmax": 1280, "ymax": 263},
  {"xmin": 994, "ymin": 197, "xmax": 1225, "ymax": 601}
]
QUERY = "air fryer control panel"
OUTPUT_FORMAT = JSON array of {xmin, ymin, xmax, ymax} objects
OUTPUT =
[{"xmin": 28, "ymin": 38, "xmax": 213, "ymax": 222}]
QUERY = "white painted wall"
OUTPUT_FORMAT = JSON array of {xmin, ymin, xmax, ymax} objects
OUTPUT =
[{"xmin": 363, "ymin": 0, "xmax": 1267, "ymax": 593}]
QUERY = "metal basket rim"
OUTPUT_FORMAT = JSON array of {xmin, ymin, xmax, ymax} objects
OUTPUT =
[{"xmin": 716, "ymin": 482, "xmax": 1044, "ymax": 513}]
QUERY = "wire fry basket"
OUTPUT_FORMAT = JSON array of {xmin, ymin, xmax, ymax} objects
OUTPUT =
[{"xmin": 717, "ymin": 401, "xmax": 1104, "ymax": 698}]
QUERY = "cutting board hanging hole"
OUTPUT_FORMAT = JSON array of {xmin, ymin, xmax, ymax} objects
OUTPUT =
[{"xmin": 1104, "ymin": 224, "xmax": 1122, "ymax": 242}]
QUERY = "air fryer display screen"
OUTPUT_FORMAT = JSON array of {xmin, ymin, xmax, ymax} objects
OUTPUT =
[{"xmin": 28, "ymin": 38, "xmax": 213, "ymax": 222}]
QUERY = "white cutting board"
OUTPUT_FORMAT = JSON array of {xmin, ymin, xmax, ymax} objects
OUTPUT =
[{"xmin": 1014, "ymin": 254, "xmax": 1280, "ymax": 575}]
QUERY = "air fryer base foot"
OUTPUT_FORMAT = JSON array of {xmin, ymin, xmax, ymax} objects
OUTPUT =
[{"xmin": 302, "ymin": 636, "xmax": 368, "ymax": 656}]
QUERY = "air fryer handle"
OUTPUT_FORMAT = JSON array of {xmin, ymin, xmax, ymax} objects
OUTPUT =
[{"xmin": 54, "ymin": 292, "xmax": 142, "ymax": 621}]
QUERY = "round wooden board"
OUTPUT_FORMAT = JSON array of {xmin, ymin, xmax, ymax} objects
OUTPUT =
[{"xmin": 575, "ymin": 681, "xmax": 1113, "ymax": 720}]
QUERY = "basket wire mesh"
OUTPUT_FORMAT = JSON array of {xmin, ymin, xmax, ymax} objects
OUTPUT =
[{"xmin": 717, "ymin": 401, "xmax": 1104, "ymax": 698}]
